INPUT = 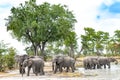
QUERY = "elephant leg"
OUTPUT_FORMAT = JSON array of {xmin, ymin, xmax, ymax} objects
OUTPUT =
[
  {"xmin": 35, "ymin": 70, "xmax": 38, "ymax": 76},
  {"xmin": 54, "ymin": 65, "xmax": 58, "ymax": 73},
  {"xmin": 71, "ymin": 66, "xmax": 74, "ymax": 72},
  {"xmin": 85, "ymin": 64, "xmax": 87, "ymax": 69},
  {"xmin": 93, "ymin": 64, "xmax": 96, "ymax": 69},
  {"xmin": 104, "ymin": 64, "xmax": 106, "ymax": 69},
  {"xmin": 19, "ymin": 67, "xmax": 22, "ymax": 74},
  {"xmin": 59, "ymin": 65, "xmax": 62, "ymax": 73},
  {"xmin": 97, "ymin": 64, "xmax": 101, "ymax": 69},
  {"xmin": 87, "ymin": 64, "xmax": 91, "ymax": 69},
  {"xmin": 107, "ymin": 63, "xmax": 110, "ymax": 69},
  {"xmin": 19, "ymin": 64, "xmax": 22, "ymax": 74},
  {"xmin": 40, "ymin": 66, "xmax": 44, "ymax": 75},
  {"xmin": 27, "ymin": 67, "xmax": 31, "ymax": 76},
  {"xmin": 66, "ymin": 67, "xmax": 69, "ymax": 72}
]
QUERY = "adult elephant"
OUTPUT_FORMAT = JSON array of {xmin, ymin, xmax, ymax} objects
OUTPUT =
[
  {"xmin": 14, "ymin": 54, "xmax": 28, "ymax": 74},
  {"xmin": 52, "ymin": 55, "xmax": 75, "ymax": 73},
  {"xmin": 83, "ymin": 56, "xmax": 99, "ymax": 69},
  {"xmin": 22, "ymin": 56, "xmax": 45, "ymax": 76},
  {"xmin": 98, "ymin": 57, "xmax": 118, "ymax": 69}
]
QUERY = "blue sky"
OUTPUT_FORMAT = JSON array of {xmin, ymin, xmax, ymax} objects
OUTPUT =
[{"xmin": 0, "ymin": 0, "xmax": 120, "ymax": 53}]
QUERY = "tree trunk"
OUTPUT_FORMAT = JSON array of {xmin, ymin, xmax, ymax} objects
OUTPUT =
[
  {"xmin": 33, "ymin": 45, "xmax": 38, "ymax": 56},
  {"xmin": 39, "ymin": 42, "xmax": 46, "ymax": 61},
  {"xmin": 70, "ymin": 45, "xmax": 74, "ymax": 58}
]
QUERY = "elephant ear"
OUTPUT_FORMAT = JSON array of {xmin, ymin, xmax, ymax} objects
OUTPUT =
[
  {"xmin": 28, "ymin": 60, "xmax": 33, "ymax": 66},
  {"xmin": 14, "ymin": 55, "xmax": 20, "ymax": 63}
]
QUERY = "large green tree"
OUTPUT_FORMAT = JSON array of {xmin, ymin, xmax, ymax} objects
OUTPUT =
[{"xmin": 6, "ymin": 0, "xmax": 76, "ymax": 59}]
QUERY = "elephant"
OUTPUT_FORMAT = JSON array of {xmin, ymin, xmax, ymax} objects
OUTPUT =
[
  {"xmin": 14, "ymin": 54, "xmax": 28, "ymax": 74},
  {"xmin": 22, "ymin": 56, "xmax": 45, "ymax": 76},
  {"xmin": 52, "ymin": 55, "xmax": 75, "ymax": 73},
  {"xmin": 83, "ymin": 56, "xmax": 100, "ymax": 69},
  {"xmin": 98, "ymin": 57, "xmax": 118, "ymax": 69}
]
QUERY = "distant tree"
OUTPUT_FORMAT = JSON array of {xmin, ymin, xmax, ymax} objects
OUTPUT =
[
  {"xmin": 114, "ymin": 30, "xmax": 120, "ymax": 42},
  {"xmin": 81, "ymin": 27, "xmax": 95, "ymax": 55},
  {"xmin": 94, "ymin": 31, "xmax": 109, "ymax": 54},
  {"xmin": 0, "ymin": 40, "xmax": 8, "ymax": 71},
  {"xmin": 105, "ymin": 38, "xmax": 115, "ymax": 54},
  {"xmin": 81, "ymin": 27, "xmax": 109, "ymax": 55},
  {"xmin": 6, "ymin": 0, "xmax": 76, "ymax": 60},
  {"xmin": 110, "ymin": 30, "xmax": 120, "ymax": 54},
  {"xmin": 0, "ymin": 41, "xmax": 16, "ymax": 71},
  {"xmin": 64, "ymin": 31, "xmax": 78, "ymax": 58},
  {"xmin": 5, "ymin": 47, "xmax": 16, "ymax": 69}
]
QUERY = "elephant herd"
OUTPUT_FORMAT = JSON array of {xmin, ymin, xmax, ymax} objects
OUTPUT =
[
  {"xmin": 14, "ymin": 54, "xmax": 75, "ymax": 76},
  {"xmin": 83, "ymin": 56, "xmax": 118, "ymax": 69},
  {"xmin": 14, "ymin": 54, "xmax": 118, "ymax": 76}
]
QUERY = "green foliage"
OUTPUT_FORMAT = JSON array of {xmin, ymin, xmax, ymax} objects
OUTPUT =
[
  {"xmin": 6, "ymin": 0, "xmax": 77, "ymax": 58},
  {"xmin": 114, "ymin": 30, "xmax": 120, "ymax": 42},
  {"xmin": 5, "ymin": 47, "xmax": 16, "ymax": 69},
  {"xmin": 0, "ymin": 41, "xmax": 16, "ymax": 72},
  {"xmin": 81, "ymin": 27, "xmax": 109, "ymax": 55}
]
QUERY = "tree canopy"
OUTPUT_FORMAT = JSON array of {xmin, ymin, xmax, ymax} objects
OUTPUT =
[
  {"xmin": 81, "ymin": 27, "xmax": 109, "ymax": 55},
  {"xmin": 6, "ymin": 0, "xmax": 77, "ymax": 59}
]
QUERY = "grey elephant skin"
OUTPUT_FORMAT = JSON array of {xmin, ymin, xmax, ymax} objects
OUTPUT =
[
  {"xmin": 52, "ymin": 55, "xmax": 75, "ymax": 73},
  {"xmin": 83, "ymin": 56, "xmax": 99, "ymax": 69},
  {"xmin": 98, "ymin": 57, "xmax": 118, "ymax": 69},
  {"xmin": 22, "ymin": 56, "xmax": 45, "ymax": 76},
  {"xmin": 83, "ymin": 56, "xmax": 118, "ymax": 69},
  {"xmin": 14, "ymin": 54, "xmax": 28, "ymax": 74}
]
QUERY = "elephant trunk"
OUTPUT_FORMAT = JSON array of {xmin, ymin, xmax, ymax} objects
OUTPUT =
[
  {"xmin": 21, "ymin": 64, "xmax": 25, "ymax": 77},
  {"xmin": 21, "ymin": 69, "xmax": 24, "ymax": 77}
]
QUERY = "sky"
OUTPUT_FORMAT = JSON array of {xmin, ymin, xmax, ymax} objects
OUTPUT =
[{"xmin": 0, "ymin": 0, "xmax": 120, "ymax": 54}]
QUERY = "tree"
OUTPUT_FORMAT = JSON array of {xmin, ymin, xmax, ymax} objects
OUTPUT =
[
  {"xmin": 94, "ymin": 31, "xmax": 109, "ymax": 54},
  {"xmin": 81, "ymin": 27, "xmax": 96, "ymax": 55},
  {"xmin": 80, "ymin": 27, "xmax": 109, "ymax": 55},
  {"xmin": 64, "ymin": 31, "xmax": 78, "ymax": 58},
  {"xmin": 109, "ymin": 30, "xmax": 120, "ymax": 54},
  {"xmin": 5, "ymin": 47, "xmax": 16, "ymax": 69},
  {"xmin": 0, "ymin": 40, "xmax": 16, "ymax": 71},
  {"xmin": 6, "ymin": 0, "xmax": 77, "ymax": 60},
  {"xmin": 0, "ymin": 40, "xmax": 8, "ymax": 71}
]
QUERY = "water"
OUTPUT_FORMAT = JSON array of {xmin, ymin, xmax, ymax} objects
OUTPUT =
[
  {"xmin": 78, "ymin": 63, "xmax": 120, "ymax": 80},
  {"xmin": 1, "ymin": 64, "xmax": 120, "ymax": 80}
]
